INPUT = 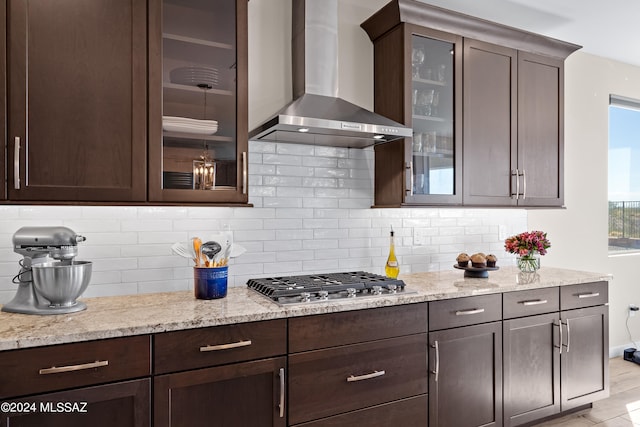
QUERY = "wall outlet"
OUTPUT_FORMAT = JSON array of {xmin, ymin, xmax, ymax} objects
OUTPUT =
[{"xmin": 630, "ymin": 304, "xmax": 639, "ymax": 317}]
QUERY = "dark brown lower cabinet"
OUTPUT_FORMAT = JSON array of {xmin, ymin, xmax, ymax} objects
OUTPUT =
[
  {"xmin": 288, "ymin": 334, "xmax": 428, "ymax": 425},
  {"xmin": 154, "ymin": 356, "xmax": 286, "ymax": 427},
  {"xmin": 428, "ymin": 322, "xmax": 503, "ymax": 427},
  {"xmin": 561, "ymin": 305, "xmax": 609, "ymax": 410},
  {"xmin": 503, "ymin": 313, "xmax": 560, "ymax": 426},
  {"xmin": 0, "ymin": 378, "xmax": 150, "ymax": 427},
  {"xmin": 294, "ymin": 395, "xmax": 427, "ymax": 427}
]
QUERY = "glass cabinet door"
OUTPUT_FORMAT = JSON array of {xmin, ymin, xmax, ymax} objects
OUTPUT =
[
  {"xmin": 407, "ymin": 33, "xmax": 461, "ymax": 204},
  {"xmin": 149, "ymin": 0, "xmax": 248, "ymax": 203}
]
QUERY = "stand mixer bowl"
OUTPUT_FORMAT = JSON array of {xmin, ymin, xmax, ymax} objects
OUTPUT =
[{"xmin": 31, "ymin": 261, "xmax": 92, "ymax": 307}]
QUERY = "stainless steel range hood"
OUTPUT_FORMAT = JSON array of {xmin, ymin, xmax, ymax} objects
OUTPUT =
[{"xmin": 248, "ymin": 0, "xmax": 411, "ymax": 149}]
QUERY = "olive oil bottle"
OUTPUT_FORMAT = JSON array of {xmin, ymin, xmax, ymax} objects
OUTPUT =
[{"xmin": 385, "ymin": 226, "xmax": 399, "ymax": 278}]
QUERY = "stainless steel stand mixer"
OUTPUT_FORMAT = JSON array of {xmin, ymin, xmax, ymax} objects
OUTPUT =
[{"xmin": 2, "ymin": 226, "xmax": 92, "ymax": 315}]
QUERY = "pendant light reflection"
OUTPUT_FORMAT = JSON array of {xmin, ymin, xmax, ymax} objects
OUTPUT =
[{"xmin": 193, "ymin": 83, "xmax": 216, "ymax": 190}]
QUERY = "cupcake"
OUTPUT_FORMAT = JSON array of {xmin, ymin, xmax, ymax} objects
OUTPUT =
[
  {"xmin": 470, "ymin": 253, "xmax": 487, "ymax": 268},
  {"xmin": 456, "ymin": 253, "xmax": 470, "ymax": 267},
  {"xmin": 486, "ymin": 254, "xmax": 497, "ymax": 267}
]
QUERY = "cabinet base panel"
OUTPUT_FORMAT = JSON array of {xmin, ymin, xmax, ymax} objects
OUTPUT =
[{"xmin": 518, "ymin": 403, "xmax": 592, "ymax": 427}]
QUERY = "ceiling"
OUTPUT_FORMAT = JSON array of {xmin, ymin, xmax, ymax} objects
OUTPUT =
[{"xmin": 416, "ymin": 0, "xmax": 640, "ymax": 67}]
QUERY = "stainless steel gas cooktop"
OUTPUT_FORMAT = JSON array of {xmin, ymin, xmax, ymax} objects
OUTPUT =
[{"xmin": 246, "ymin": 271, "xmax": 409, "ymax": 305}]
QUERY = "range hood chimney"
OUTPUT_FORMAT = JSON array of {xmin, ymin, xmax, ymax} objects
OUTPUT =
[{"xmin": 248, "ymin": 0, "xmax": 411, "ymax": 148}]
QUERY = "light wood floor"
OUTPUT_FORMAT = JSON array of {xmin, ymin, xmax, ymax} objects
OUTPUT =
[{"xmin": 535, "ymin": 357, "xmax": 640, "ymax": 426}]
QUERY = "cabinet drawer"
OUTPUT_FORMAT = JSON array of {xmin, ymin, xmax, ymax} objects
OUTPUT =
[
  {"xmin": 289, "ymin": 303, "xmax": 427, "ymax": 353},
  {"xmin": 560, "ymin": 282, "xmax": 608, "ymax": 310},
  {"xmin": 289, "ymin": 334, "xmax": 428, "ymax": 425},
  {"xmin": 0, "ymin": 335, "xmax": 151, "ymax": 399},
  {"xmin": 503, "ymin": 287, "xmax": 559, "ymax": 319},
  {"xmin": 429, "ymin": 294, "xmax": 502, "ymax": 331},
  {"xmin": 154, "ymin": 319, "xmax": 286, "ymax": 374},
  {"xmin": 295, "ymin": 394, "xmax": 427, "ymax": 427}
]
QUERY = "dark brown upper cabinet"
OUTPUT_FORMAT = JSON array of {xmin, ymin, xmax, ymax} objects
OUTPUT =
[
  {"xmin": 148, "ymin": 0, "xmax": 249, "ymax": 204},
  {"xmin": 362, "ymin": 0, "xmax": 580, "ymax": 208},
  {"xmin": 6, "ymin": 0, "xmax": 147, "ymax": 202},
  {"xmin": 371, "ymin": 24, "xmax": 463, "ymax": 207}
]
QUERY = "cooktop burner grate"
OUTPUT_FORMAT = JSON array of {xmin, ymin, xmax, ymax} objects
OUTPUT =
[{"xmin": 246, "ymin": 271, "xmax": 405, "ymax": 300}]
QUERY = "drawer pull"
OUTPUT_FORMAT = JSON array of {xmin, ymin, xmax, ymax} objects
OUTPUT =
[
  {"xmin": 278, "ymin": 367, "xmax": 285, "ymax": 418},
  {"xmin": 346, "ymin": 370, "xmax": 386, "ymax": 382},
  {"xmin": 431, "ymin": 340, "xmax": 440, "ymax": 382},
  {"xmin": 577, "ymin": 292, "xmax": 600, "ymax": 299},
  {"xmin": 455, "ymin": 308, "xmax": 485, "ymax": 316},
  {"xmin": 39, "ymin": 360, "xmax": 109, "ymax": 375},
  {"xmin": 520, "ymin": 299, "xmax": 548, "ymax": 306},
  {"xmin": 199, "ymin": 340, "xmax": 252, "ymax": 352}
]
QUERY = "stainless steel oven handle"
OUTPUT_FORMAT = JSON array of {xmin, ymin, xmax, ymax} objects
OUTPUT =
[
  {"xmin": 199, "ymin": 340, "xmax": 252, "ymax": 352},
  {"xmin": 279, "ymin": 367, "xmax": 285, "ymax": 418},
  {"xmin": 455, "ymin": 308, "xmax": 485, "ymax": 316},
  {"xmin": 39, "ymin": 360, "xmax": 109, "ymax": 375},
  {"xmin": 347, "ymin": 370, "xmax": 386, "ymax": 382},
  {"xmin": 521, "ymin": 169, "xmax": 527, "ymax": 200},
  {"xmin": 14, "ymin": 137, "xmax": 20, "ymax": 190}
]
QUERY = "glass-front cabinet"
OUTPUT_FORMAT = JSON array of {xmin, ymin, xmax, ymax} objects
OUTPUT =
[
  {"xmin": 149, "ymin": 0, "xmax": 248, "ymax": 204},
  {"xmin": 405, "ymin": 29, "xmax": 462, "ymax": 205}
]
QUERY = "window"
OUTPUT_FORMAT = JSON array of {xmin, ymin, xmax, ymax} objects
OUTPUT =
[{"xmin": 609, "ymin": 95, "xmax": 640, "ymax": 252}]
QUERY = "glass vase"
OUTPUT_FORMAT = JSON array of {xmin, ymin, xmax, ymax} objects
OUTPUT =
[{"xmin": 517, "ymin": 254, "xmax": 540, "ymax": 273}]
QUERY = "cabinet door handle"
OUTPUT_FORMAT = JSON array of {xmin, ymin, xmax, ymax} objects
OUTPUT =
[
  {"xmin": 278, "ymin": 367, "xmax": 285, "ymax": 418},
  {"xmin": 346, "ymin": 370, "xmax": 386, "ymax": 382},
  {"xmin": 520, "ymin": 299, "xmax": 548, "ymax": 306},
  {"xmin": 511, "ymin": 169, "xmax": 519, "ymax": 199},
  {"xmin": 199, "ymin": 340, "xmax": 252, "ymax": 352},
  {"xmin": 455, "ymin": 308, "xmax": 485, "ymax": 316},
  {"xmin": 241, "ymin": 151, "xmax": 247, "ymax": 194},
  {"xmin": 431, "ymin": 340, "xmax": 439, "ymax": 382},
  {"xmin": 577, "ymin": 292, "xmax": 600, "ymax": 299},
  {"xmin": 521, "ymin": 169, "xmax": 527, "ymax": 200},
  {"xmin": 14, "ymin": 137, "xmax": 21, "ymax": 190},
  {"xmin": 562, "ymin": 320, "xmax": 571, "ymax": 353},
  {"xmin": 406, "ymin": 161, "xmax": 414, "ymax": 196},
  {"xmin": 556, "ymin": 320, "xmax": 562, "ymax": 355},
  {"xmin": 39, "ymin": 360, "xmax": 109, "ymax": 375}
]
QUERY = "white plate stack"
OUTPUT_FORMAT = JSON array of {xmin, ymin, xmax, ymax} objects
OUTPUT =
[
  {"xmin": 170, "ymin": 66, "xmax": 219, "ymax": 88},
  {"xmin": 162, "ymin": 116, "xmax": 218, "ymax": 135}
]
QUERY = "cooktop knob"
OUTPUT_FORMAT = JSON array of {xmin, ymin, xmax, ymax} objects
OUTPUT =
[
  {"xmin": 372, "ymin": 285, "xmax": 383, "ymax": 296},
  {"xmin": 388, "ymin": 284, "xmax": 397, "ymax": 294},
  {"xmin": 346, "ymin": 288, "xmax": 357, "ymax": 298},
  {"xmin": 318, "ymin": 290, "xmax": 329, "ymax": 301},
  {"xmin": 300, "ymin": 292, "xmax": 311, "ymax": 302}
]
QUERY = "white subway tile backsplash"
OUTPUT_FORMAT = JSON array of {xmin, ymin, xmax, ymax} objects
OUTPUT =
[
  {"xmin": 264, "ymin": 219, "xmax": 303, "ymax": 230},
  {"xmin": 276, "ymin": 144, "xmax": 315, "ymax": 156},
  {"xmin": 304, "ymin": 198, "xmax": 339, "ymax": 208},
  {"xmin": 314, "ymin": 146, "xmax": 349, "ymax": 158},
  {"xmin": 263, "ymin": 153, "xmax": 303, "ymax": 166},
  {"xmin": 249, "ymin": 140, "xmax": 277, "ymax": 153},
  {"xmin": 302, "ymin": 156, "xmax": 337, "ymax": 168},
  {"xmin": 276, "ymin": 165, "xmax": 314, "ymax": 177},
  {"xmin": 0, "ymin": 142, "xmax": 528, "ymax": 303},
  {"xmin": 262, "ymin": 197, "xmax": 304, "ymax": 208}
]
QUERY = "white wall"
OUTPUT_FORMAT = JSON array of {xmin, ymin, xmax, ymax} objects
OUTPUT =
[{"xmin": 528, "ymin": 52, "xmax": 640, "ymax": 354}]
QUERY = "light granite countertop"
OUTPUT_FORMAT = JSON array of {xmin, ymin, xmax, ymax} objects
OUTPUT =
[{"xmin": 0, "ymin": 266, "xmax": 611, "ymax": 351}]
